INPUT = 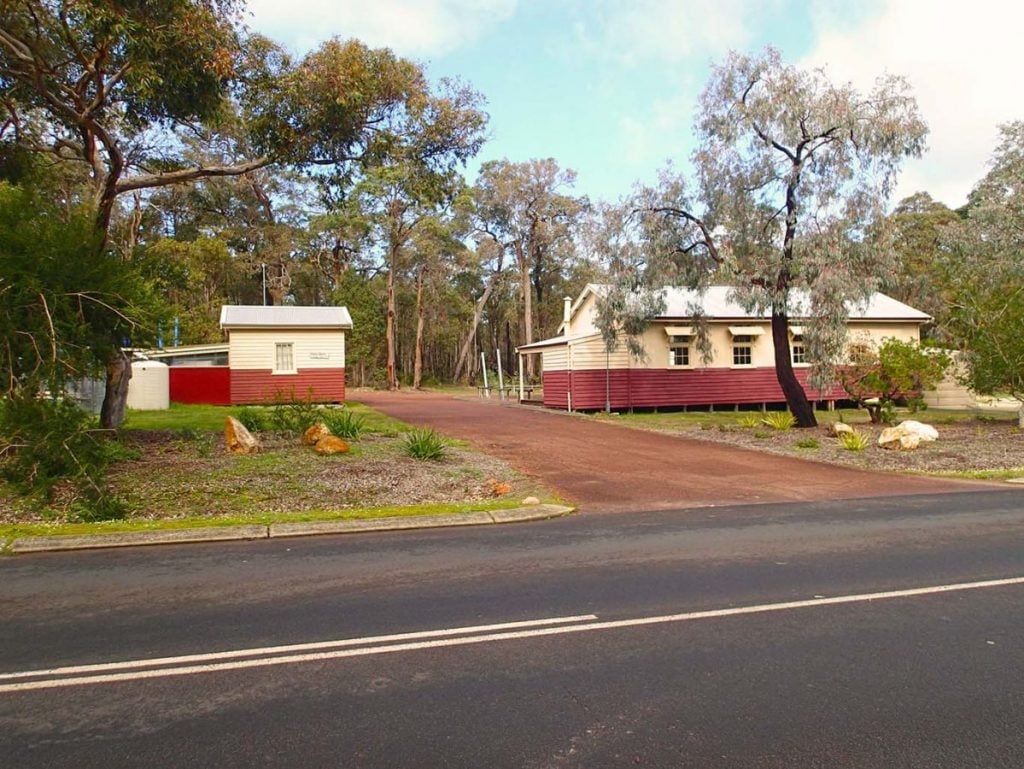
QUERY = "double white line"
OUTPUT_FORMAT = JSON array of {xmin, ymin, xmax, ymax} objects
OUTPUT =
[{"xmin": 4, "ymin": 575, "xmax": 1023, "ymax": 693}]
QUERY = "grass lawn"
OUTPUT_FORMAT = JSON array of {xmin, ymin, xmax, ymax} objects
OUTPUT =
[
  {"xmin": 1, "ymin": 400, "xmax": 552, "ymax": 540},
  {"xmin": 588, "ymin": 404, "xmax": 1024, "ymax": 478},
  {"xmin": 123, "ymin": 401, "xmax": 409, "ymax": 435}
]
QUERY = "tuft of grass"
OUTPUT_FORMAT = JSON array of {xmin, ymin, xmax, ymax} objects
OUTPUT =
[
  {"xmin": 839, "ymin": 430, "xmax": 870, "ymax": 451},
  {"xmin": 403, "ymin": 428, "xmax": 447, "ymax": 460},
  {"xmin": 794, "ymin": 437, "xmax": 820, "ymax": 450},
  {"xmin": 737, "ymin": 414, "xmax": 762, "ymax": 429},
  {"xmin": 752, "ymin": 429, "xmax": 771, "ymax": 439},
  {"xmin": 321, "ymin": 409, "xmax": 366, "ymax": 440},
  {"xmin": 762, "ymin": 411, "xmax": 797, "ymax": 431}
]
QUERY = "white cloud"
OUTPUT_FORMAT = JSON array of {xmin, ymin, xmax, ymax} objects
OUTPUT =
[
  {"xmin": 572, "ymin": 0, "xmax": 774, "ymax": 66},
  {"xmin": 803, "ymin": 0, "xmax": 1024, "ymax": 207},
  {"xmin": 245, "ymin": 0, "xmax": 517, "ymax": 56}
]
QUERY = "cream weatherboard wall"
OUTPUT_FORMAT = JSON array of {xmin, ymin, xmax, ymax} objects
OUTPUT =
[
  {"xmin": 228, "ymin": 329, "xmax": 346, "ymax": 371},
  {"xmin": 227, "ymin": 329, "xmax": 347, "ymax": 404}
]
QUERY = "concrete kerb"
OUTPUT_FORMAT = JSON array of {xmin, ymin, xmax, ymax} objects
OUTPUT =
[{"xmin": 6, "ymin": 504, "xmax": 575, "ymax": 554}]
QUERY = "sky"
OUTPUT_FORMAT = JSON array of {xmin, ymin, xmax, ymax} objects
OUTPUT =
[{"xmin": 246, "ymin": 0, "xmax": 1024, "ymax": 209}]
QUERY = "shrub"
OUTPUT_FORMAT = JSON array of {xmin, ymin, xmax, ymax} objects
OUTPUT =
[
  {"xmin": 0, "ymin": 392, "xmax": 127, "ymax": 520},
  {"xmin": 752, "ymin": 429, "xmax": 771, "ymax": 439},
  {"xmin": 321, "ymin": 409, "xmax": 366, "ymax": 441},
  {"xmin": 795, "ymin": 437, "xmax": 820, "ymax": 449},
  {"xmin": 403, "ymin": 428, "xmax": 447, "ymax": 460},
  {"xmin": 235, "ymin": 407, "xmax": 268, "ymax": 433},
  {"xmin": 269, "ymin": 389, "xmax": 324, "ymax": 436},
  {"xmin": 762, "ymin": 411, "xmax": 797, "ymax": 431},
  {"xmin": 737, "ymin": 414, "xmax": 762, "ymax": 428},
  {"xmin": 839, "ymin": 339, "xmax": 950, "ymax": 424},
  {"xmin": 839, "ymin": 430, "xmax": 870, "ymax": 451}
]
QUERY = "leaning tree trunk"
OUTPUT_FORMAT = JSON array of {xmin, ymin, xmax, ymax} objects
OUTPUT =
[
  {"xmin": 99, "ymin": 349, "xmax": 133, "ymax": 429},
  {"xmin": 771, "ymin": 312, "xmax": 816, "ymax": 428},
  {"xmin": 514, "ymin": 242, "xmax": 534, "ymax": 380},
  {"xmin": 453, "ymin": 275, "xmax": 497, "ymax": 383}
]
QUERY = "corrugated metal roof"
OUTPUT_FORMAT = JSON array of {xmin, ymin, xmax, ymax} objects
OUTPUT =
[
  {"xmin": 518, "ymin": 333, "xmax": 603, "ymax": 351},
  {"xmin": 587, "ymin": 285, "xmax": 930, "ymax": 322},
  {"xmin": 145, "ymin": 343, "xmax": 229, "ymax": 358},
  {"xmin": 220, "ymin": 305, "xmax": 353, "ymax": 329}
]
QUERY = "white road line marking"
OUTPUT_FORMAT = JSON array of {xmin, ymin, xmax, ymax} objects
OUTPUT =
[
  {"xmin": 4, "ymin": 575, "xmax": 1023, "ymax": 693},
  {"xmin": 0, "ymin": 614, "xmax": 599, "ymax": 682}
]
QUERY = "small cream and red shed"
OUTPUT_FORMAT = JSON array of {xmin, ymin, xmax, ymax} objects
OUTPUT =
[
  {"xmin": 219, "ymin": 305, "xmax": 353, "ymax": 405},
  {"xmin": 517, "ymin": 285, "xmax": 930, "ymax": 411}
]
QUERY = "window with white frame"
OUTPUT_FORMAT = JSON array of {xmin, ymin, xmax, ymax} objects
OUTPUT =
[
  {"xmin": 274, "ymin": 342, "xmax": 295, "ymax": 373},
  {"xmin": 791, "ymin": 334, "xmax": 807, "ymax": 364},
  {"xmin": 732, "ymin": 335, "xmax": 753, "ymax": 366},
  {"xmin": 668, "ymin": 335, "xmax": 690, "ymax": 366}
]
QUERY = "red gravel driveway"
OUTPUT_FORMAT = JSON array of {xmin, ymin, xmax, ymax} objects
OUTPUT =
[{"xmin": 357, "ymin": 390, "xmax": 990, "ymax": 512}]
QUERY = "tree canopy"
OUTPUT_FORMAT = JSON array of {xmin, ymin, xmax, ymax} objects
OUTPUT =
[
  {"xmin": 940, "ymin": 122, "xmax": 1024, "ymax": 424},
  {"xmin": 595, "ymin": 47, "xmax": 928, "ymax": 426}
]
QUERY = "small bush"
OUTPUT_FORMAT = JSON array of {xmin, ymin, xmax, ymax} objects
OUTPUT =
[
  {"xmin": 321, "ymin": 409, "xmax": 366, "ymax": 441},
  {"xmin": 762, "ymin": 411, "xmax": 796, "ymax": 431},
  {"xmin": 0, "ymin": 392, "xmax": 127, "ymax": 520},
  {"xmin": 795, "ymin": 437, "xmax": 820, "ymax": 450},
  {"xmin": 235, "ymin": 407, "xmax": 268, "ymax": 433},
  {"xmin": 752, "ymin": 429, "xmax": 771, "ymax": 439},
  {"xmin": 839, "ymin": 430, "xmax": 870, "ymax": 451},
  {"xmin": 270, "ymin": 389, "xmax": 325, "ymax": 436},
  {"xmin": 403, "ymin": 428, "xmax": 447, "ymax": 460},
  {"xmin": 737, "ymin": 414, "xmax": 762, "ymax": 429}
]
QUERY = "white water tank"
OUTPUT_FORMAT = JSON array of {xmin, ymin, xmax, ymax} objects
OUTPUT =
[{"xmin": 127, "ymin": 360, "xmax": 170, "ymax": 410}]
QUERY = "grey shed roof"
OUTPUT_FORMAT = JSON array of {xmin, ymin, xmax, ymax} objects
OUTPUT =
[{"xmin": 220, "ymin": 305, "xmax": 353, "ymax": 329}]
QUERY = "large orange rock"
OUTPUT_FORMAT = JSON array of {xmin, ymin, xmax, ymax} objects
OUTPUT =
[
  {"xmin": 314, "ymin": 435, "xmax": 350, "ymax": 455},
  {"xmin": 303, "ymin": 422, "xmax": 331, "ymax": 445},
  {"xmin": 225, "ymin": 416, "xmax": 261, "ymax": 454}
]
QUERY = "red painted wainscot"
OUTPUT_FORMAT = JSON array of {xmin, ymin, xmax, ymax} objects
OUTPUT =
[
  {"xmin": 169, "ymin": 367, "xmax": 231, "ymax": 406},
  {"xmin": 543, "ymin": 367, "xmax": 845, "ymax": 410},
  {"xmin": 230, "ymin": 368, "xmax": 346, "ymax": 405}
]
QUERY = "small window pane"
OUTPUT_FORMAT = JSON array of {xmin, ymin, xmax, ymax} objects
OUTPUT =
[
  {"xmin": 670, "ymin": 346, "xmax": 689, "ymax": 366},
  {"xmin": 792, "ymin": 344, "xmax": 806, "ymax": 364},
  {"xmin": 733, "ymin": 345, "xmax": 752, "ymax": 365},
  {"xmin": 275, "ymin": 342, "xmax": 294, "ymax": 372}
]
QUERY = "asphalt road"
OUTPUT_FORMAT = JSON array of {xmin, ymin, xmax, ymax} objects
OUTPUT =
[{"xmin": 3, "ymin": 489, "xmax": 1024, "ymax": 768}]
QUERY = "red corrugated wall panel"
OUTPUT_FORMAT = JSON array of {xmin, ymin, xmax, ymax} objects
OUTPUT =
[
  {"xmin": 169, "ymin": 367, "xmax": 231, "ymax": 405},
  {"xmin": 230, "ymin": 368, "xmax": 346, "ymax": 405},
  {"xmin": 548, "ymin": 367, "xmax": 845, "ymax": 411},
  {"xmin": 542, "ymin": 371, "xmax": 570, "ymax": 408}
]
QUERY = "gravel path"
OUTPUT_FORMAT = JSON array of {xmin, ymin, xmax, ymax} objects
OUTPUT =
[{"xmin": 356, "ymin": 391, "xmax": 998, "ymax": 513}]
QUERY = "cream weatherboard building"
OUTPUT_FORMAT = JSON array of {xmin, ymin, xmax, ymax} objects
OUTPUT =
[
  {"xmin": 219, "ymin": 305, "xmax": 353, "ymax": 405},
  {"xmin": 517, "ymin": 285, "xmax": 930, "ymax": 411}
]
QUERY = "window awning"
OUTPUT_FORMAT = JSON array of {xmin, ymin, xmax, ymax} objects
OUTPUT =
[
  {"xmin": 789, "ymin": 326, "xmax": 804, "ymax": 336},
  {"xmin": 663, "ymin": 325, "xmax": 693, "ymax": 336},
  {"xmin": 727, "ymin": 325, "xmax": 766, "ymax": 336}
]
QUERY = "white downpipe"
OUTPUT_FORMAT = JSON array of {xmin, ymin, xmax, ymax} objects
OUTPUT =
[
  {"xmin": 567, "ymin": 345, "xmax": 573, "ymax": 412},
  {"xmin": 518, "ymin": 353, "xmax": 525, "ymax": 401},
  {"xmin": 480, "ymin": 352, "xmax": 490, "ymax": 398},
  {"xmin": 496, "ymin": 348, "xmax": 505, "ymax": 400}
]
